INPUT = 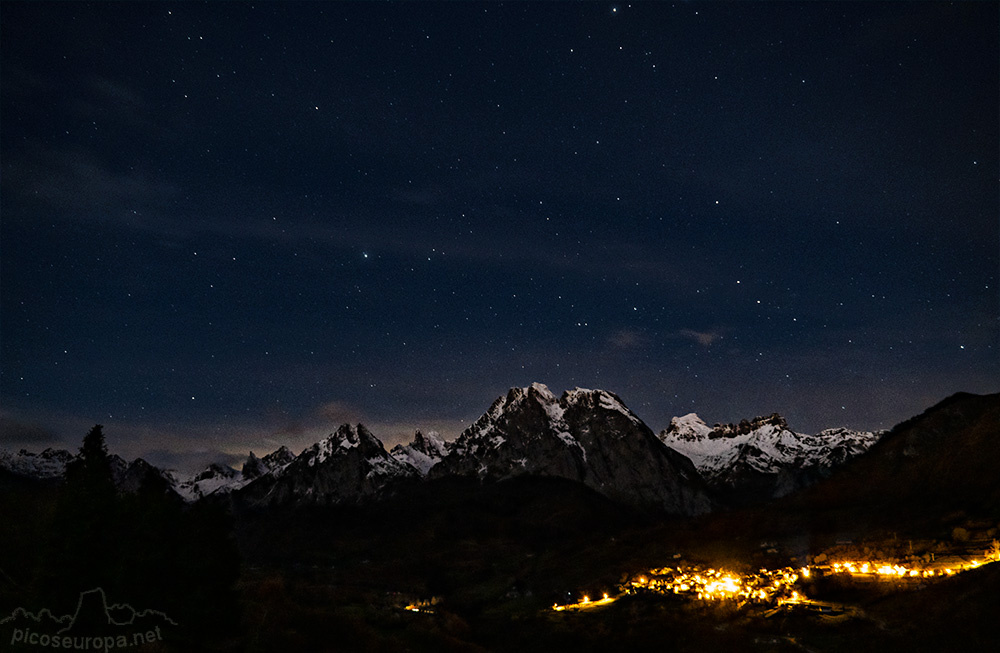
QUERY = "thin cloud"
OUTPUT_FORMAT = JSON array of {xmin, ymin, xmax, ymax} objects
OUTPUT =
[
  {"xmin": 315, "ymin": 400, "xmax": 366, "ymax": 428},
  {"xmin": 0, "ymin": 416, "xmax": 63, "ymax": 447},
  {"xmin": 6, "ymin": 146, "xmax": 178, "ymax": 217},
  {"xmin": 678, "ymin": 329, "xmax": 721, "ymax": 347},
  {"xmin": 608, "ymin": 328, "xmax": 647, "ymax": 350}
]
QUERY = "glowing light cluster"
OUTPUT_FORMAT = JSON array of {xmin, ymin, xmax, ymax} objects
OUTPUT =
[
  {"xmin": 551, "ymin": 553, "xmax": 997, "ymax": 614},
  {"xmin": 622, "ymin": 565, "xmax": 802, "ymax": 606}
]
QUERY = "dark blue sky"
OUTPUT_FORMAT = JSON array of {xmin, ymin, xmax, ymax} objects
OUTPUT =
[{"xmin": 2, "ymin": 2, "xmax": 996, "ymax": 472}]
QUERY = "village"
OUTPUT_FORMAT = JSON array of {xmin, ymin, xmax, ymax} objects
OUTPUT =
[{"xmin": 549, "ymin": 538, "xmax": 1000, "ymax": 616}]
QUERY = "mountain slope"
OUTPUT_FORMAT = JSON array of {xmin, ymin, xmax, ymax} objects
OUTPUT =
[{"xmin": 791, "ymin": 391, "xmax": 1000, "ymax": 525}]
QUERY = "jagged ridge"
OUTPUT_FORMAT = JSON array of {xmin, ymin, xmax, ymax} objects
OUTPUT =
[{"xmin": 659, "ymin": 411, "xmax": 883, "ymax": 504}]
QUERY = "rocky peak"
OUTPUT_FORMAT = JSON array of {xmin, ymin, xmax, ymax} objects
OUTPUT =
[
  {"xmin": 116, "ymin": 458, "xmax": 176, "ymax": 495},
  {"xmin": 708, "ymin": 413, "xmax": 789, "ymax": 439},
  {"xmin": 173, "ymin": 462, "xmax": 242, "ymax": 501},
  {"xmin": 390, "ymin": 430, "xmax": 450, "ymax": 476},
  {"xmin": 236, "ymin": 423, "xmax": 418, "ymax": 507},
  {"xmin": 195, "ymin": 463, "xmax": 240, "ymax": 482},
  {"xmin": 242, "ymin": 452, "xmax": 265, "ymax": 479},
  {"xmin": 242, "ymin": 445, "xmax": 295, "ymax": 481},
  {"xmin": 301, "ymin": 423, "xmax": 385, "ymax": 467},
  {"xmin": 411, "ymin": 430, "xmax": 449, "ymax": 457},
  {"xmin": 663, "ymin": 413, "xmax": 713, "ymax": 442},
  {"xmin": 430, "ymin": 384, "xmax": 714, "ymax": 515},
  {"xmin": 562, "ymin": 387, "xmax": 633, "ymax": 415},
  {"xmin": 528, "ymin": 381, "xmax": 558, "ymax": 402}
]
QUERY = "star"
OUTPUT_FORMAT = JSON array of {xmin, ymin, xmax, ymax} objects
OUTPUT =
[{"xmin": 0, "ymin": 0, "xmax": 993, "ymax": 467}]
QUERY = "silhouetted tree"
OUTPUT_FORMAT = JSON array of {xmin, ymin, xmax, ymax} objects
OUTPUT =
[{"xmin": 39, "ymin": 425, "xmax": 122, "ymax": 611}]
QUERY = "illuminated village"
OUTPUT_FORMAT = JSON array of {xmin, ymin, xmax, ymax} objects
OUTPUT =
[{"xmin": 550, "ymin": 539, "xmax": 1000, "ymax": 614}]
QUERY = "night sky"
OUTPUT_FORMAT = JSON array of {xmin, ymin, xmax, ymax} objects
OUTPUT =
[{"xmin": 2, "ymin": 2, "xmax": 996, "ymax": 473}]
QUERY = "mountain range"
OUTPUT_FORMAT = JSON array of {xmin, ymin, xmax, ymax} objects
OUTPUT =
[
  {"xmin": 659, "ymin": 412, "xmax": 883, "ymax": 506},
  {"xmin": 0, "ymin": 447, "xmax": 172, "ymax": 494},
  {"xmin": 0, "ymin": 383, "xmax": 898, "ymax": 514}
]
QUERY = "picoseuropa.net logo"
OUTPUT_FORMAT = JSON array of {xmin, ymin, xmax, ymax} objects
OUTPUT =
[{"xmin": 2, "ymin": 588, "xmax": 177, "ymax": 651}]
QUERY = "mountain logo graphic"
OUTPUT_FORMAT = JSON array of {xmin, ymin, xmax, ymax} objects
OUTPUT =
[{"xmin": 2, "ymin": 588, "xmax": 176, "ymax": 650}]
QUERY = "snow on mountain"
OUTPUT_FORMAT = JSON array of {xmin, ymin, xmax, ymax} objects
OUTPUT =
[
  {"xmin": 114, "ymin": 457, "xmax": 178, "ymax": 494},
  {"xmin": 174, "ymin": 463, "xmax": 242, "ymax": 501},
  {"xmin": 236, "ymin": 423, "xmax": 419, "ymax": 507},
  {"xmin": 0, "ymin": 448, "xmax": 75, "ymax": 479},
  {"xmin": 429, "ymin": 383, "xmax": 713, "ymax": 515},
  {"xmin": 658, "ymin": 412, "xmax": 883, "ymax": 504},
  {"xmin": 664, "ymin": 413, "xmax": 714, "ymax": 442},
  {"xmin": 0, "ymin": 393, "xmax": 884, "ymax": 512},
  {"xmin": 0, "ymin": 447, "xmax": 180, "ymax": 498},
  {"xmin": 173, "ymin": 446, "xmax": 297, "ymax": 501},
  {"xmin": 390, "ymin": 430, "xmax": 450, "ymax": 475}
]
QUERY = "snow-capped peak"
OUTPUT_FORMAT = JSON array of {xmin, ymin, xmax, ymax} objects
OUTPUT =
[
  {"xmin": 659, "ymin": 412, "xmax": 884, "ymax": 485},
  {"xmin": 529, "ymin": 381, "xmax": 557, "ymax": 401},
  {"xmin": 302, "ymin": 424, "xmax": 379, "ymax": 467},
  {"xmin": 0, "ymin": 448, "xmax": 75, "ymax": 479},
  {"xmin": 173, "ymin": 463, "xmax": 241, "ymax": 501},
  {"xmin": 664, "ymin": 413, "xmax": 713, "ymax": 441},
  {"xmin": 448, "ymin": 384, "xmax": 650, "ymax": 462},
  {"xmin": 390, "ymin": 430, "xmax": 449, "ymax": 476},
  {"xmin": 429, "ymin": 383, "xmax": 714, "ymax": 515},
  {"xmin": 562, "ymin": 387, "xmax": 640, "ymax": 424},
  {"xmin": 236, "ymin": 423, "xmax": 418, "ymax": 506}
]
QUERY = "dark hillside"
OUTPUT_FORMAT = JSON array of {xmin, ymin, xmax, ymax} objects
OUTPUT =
[{"xmin": 790, "ymin": 391, "xmax": 1000, "ymax": 531}]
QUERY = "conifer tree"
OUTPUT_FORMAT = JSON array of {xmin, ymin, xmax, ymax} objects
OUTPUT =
[
  {"xmin": 64, "ymin": 424, "xmax": 116, "ymax": 501},
  {"xmin": 40, "ymin": 425, "xmax": 122, "ymax": 611}
]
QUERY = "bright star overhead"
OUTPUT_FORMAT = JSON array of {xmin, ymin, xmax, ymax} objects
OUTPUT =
[{"xmin": 0, "ymin": 2, "xmax": 996, "ymax": 471}]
